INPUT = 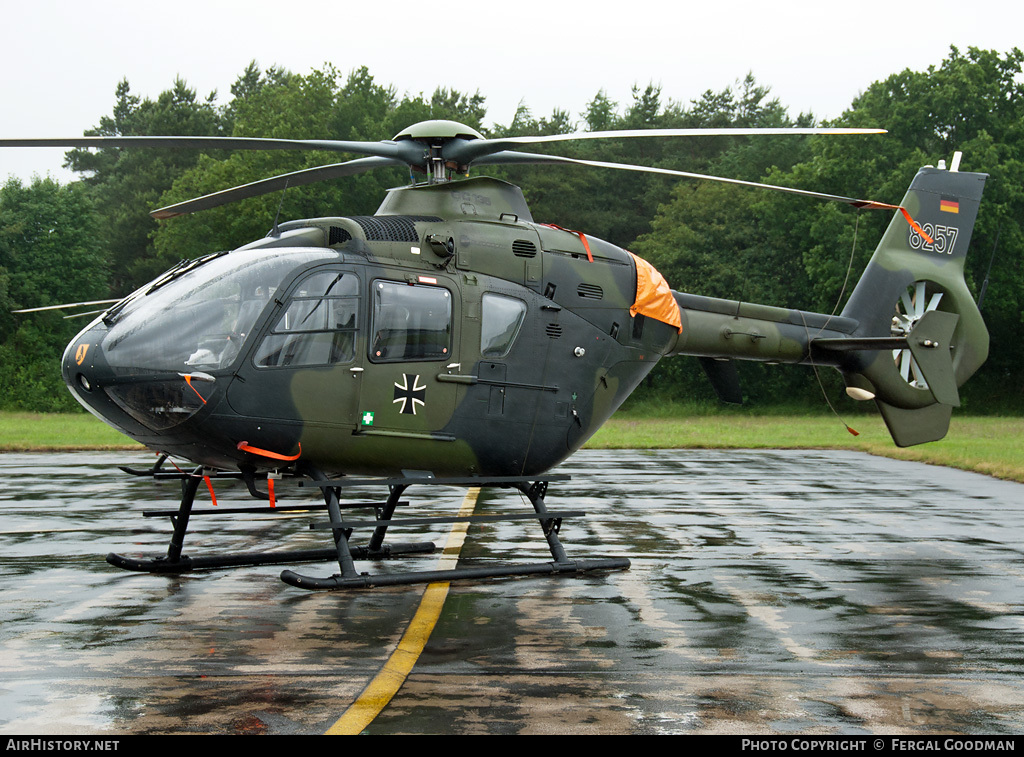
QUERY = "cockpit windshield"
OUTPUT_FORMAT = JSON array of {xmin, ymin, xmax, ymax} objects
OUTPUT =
[{"xmin": 101, "ymin": 248, "xmax": 338, "ymax": 374}]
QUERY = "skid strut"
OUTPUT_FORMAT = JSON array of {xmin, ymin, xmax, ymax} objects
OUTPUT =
[
  {"xmin": 105, "ymin": 463, "xmax": 629, "ymax": 588},
  {"xmin": 280, "ymin": 473, "xmax": 630, "ymax": 591},
  {"xmin": 106, "ymin": 464, "xmax": 433, "ymax": 574}
]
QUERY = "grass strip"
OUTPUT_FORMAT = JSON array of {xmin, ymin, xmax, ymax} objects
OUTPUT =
[
  {"xmin": 2, "ymin": 411, "xmax": 1020, "ymax": 483},
  {"xmin": 588, "ymin": 413, "xmax": 1023, "ymax": 483},
  {"xmin": 0, "ymin": 411, "xmax": 143, "ymax": 451}
]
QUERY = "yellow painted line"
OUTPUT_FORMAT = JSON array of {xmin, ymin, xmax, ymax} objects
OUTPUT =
[{"xmin": 326, "ymin": 487, "xmax": 481, "ymax": 735}]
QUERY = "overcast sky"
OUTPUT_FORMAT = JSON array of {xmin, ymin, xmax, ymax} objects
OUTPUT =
[{"xmin": 2, "ymin": 0, "xmax": 1022, "ymax": 184}]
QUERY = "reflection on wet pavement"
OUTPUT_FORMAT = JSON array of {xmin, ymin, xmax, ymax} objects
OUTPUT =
[{"xmin": 0, "ymin": 449, "xmax": 1022, "ymax": 734}]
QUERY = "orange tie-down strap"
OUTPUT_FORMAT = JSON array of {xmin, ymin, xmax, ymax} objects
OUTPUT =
[
  {"xmin": 203, "ymin": 475, "xmax": 218, "ymax": 506},
  {"xmin": 857, "ymin": 201, "xmax": 934, "ymax": 245},
  {"xmin": 628, "ymin": 252, "xmax": 682, "ymax": 333},
  {"xmin": 183, "ymin": 374, "xmax": 207, "ymax": 404},
  {"xmin": 236, "ymin": 441, "xmax": 302, "ymax": 461},
  {"xmin": 540, "ymin": 223, "xmax": 593, "ymax": 262}
]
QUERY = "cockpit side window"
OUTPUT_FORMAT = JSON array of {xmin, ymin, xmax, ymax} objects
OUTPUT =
[
  {"xmin": 101, "ymin": 248, "xmax": 336, "ymax": 374},
  {"xmin": 254, "ymin": 270, "xmax": 360, "ymax": 368},
  {"xmin": 369, "ymin": 280, "xmax": 451, "ymax": 362},
  {"xmin": 480, "ymin": 293, "xmax": 526, "ymax": 358}
]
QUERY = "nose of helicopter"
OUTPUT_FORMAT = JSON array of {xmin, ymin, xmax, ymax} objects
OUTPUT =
[
  {"xmin": 62, "ymin": 306, "xmax": 227, "ymax": 446},
  {"xmin": 61, "ymin": 322, "xmax": 207, "ymax": 439},
  {"xmin": 61, "ymin": 323, "xmax": 142, "ymax": 436},
  {"xmin": 63, "ymin": 327, "xmax": 97, "ymax": 394},
  {"xmin": 62, "ymin": 324, "xmax": 121, "ymax": 429}
]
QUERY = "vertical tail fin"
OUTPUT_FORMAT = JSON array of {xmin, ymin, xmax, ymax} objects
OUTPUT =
[{"xmin": 838, "ymin": 161, "xmax": 988, "ymax": 446}]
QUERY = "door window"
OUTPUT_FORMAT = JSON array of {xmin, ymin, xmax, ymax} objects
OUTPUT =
[{"xmin": 370, "ymin": 280, "xmax": 451, "ymax": 362}]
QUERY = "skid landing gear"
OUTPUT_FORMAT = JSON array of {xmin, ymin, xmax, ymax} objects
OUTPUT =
[
  {"xmin": 106, "ymin": 462, "xmax": 630, "ymax": 589},
  {"xmin": 281, "ymin": 474, "xmax": 630, "ymax": 590},
  {"xmin": 106, "ymin": 463, "xmax": 434, "ymax": 574}
]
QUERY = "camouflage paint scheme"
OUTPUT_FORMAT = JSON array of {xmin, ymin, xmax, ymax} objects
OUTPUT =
[{"xmin": 62, "ymin": 165, "xmax": 988, "ymax": 478}]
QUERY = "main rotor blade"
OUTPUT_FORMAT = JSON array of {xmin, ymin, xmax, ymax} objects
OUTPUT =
[
  {"xmin": 448, "ymin": 126, "xmax": 886, "ymax": 165},
  {"xmin": 0, "ymin": 136, "xmax": 422, "ymax": 163},
  {"xmin": 13, "ymin": 298, "xmax": 121, "ymax": 313},
  {"xmin": 151, "ymin": 156, "xmax": 407, "ymax": 218},
  {"xmin": 475, "ymin": 151, "xmax": 885, "ymax": 208}
]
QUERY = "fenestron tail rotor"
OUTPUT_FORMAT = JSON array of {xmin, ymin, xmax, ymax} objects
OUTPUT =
[{"xmin": 892, "ymin": 281, "xmax": 945, "ymax": 389}]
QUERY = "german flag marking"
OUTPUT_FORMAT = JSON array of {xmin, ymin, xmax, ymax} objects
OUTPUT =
[{"xmin": 940, "ymin": 196, "xmax": 960, "ymax": 214}]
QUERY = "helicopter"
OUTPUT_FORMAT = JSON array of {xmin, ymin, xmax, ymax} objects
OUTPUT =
[{"xmin": 2, "ymin": 120, "xmax": 988, "ymax": 589}]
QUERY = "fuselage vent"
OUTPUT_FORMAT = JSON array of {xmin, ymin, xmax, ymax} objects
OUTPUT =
[
  {"xmin": 329, "ymin": 226, "xmax": 352, "ymax": 245},
  {"xmin": 349, "ymin": 215, "xmax": 442, "ymax": 242},
  {"xmin": 546, "ymin": 323, "xmax": 563, "ymax": 339},
  {"xmin": 512, "ymin": 239, "xmax": 538, "ymax": 258},
  {"xmin": 576, "ymin": 283, "xmax": 603, "ymax": 300}
]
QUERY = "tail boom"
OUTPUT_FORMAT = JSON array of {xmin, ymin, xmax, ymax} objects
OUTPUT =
[{"xmin": 660, "ymin": 162, "xmax": 988, "ymax": 446}]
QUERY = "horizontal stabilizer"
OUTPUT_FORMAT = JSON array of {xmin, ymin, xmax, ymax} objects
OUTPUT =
[
  {"xmin": 905, "ymin": 310, "xmax": 961, "ymax": 407},
  {"xmin": 814, "ymin": 310, "xmax": 961, "ymax": 408},
  {"xmin": 813, "ymin": 336, "xmax": 907, "ymax": 352}
]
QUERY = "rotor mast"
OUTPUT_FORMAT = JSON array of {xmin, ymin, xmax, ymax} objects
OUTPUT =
[
  {"xmin": 428, "ymin": 142, "xmax": 451, "ymax": 184},
  {"xmin": 391, "ymin": 119, "xmax": 484, "ymax": 184}
]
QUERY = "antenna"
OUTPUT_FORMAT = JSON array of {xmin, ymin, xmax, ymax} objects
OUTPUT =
[
  {"xmin": 976, "ymin": 225, "xmax": 1000, "ymax": 309},
  {"xmin": 271, "ymin": 179, "xmax": 290, "ymax": 237}
]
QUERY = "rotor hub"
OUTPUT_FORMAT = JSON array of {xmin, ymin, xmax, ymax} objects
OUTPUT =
[{"xmin": 392, "ymin": 120, "xmax": 484, "ymax": 143}]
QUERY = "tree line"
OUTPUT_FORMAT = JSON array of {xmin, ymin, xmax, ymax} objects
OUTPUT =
[{"xmin": 2, "ymin": 48, "xmax": 1021, "ymax": 413}]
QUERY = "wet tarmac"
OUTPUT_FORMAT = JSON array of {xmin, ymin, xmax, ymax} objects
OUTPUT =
[{"xmin": 0, "ymin": 449, "xmax": 1022, "ymax": 735}]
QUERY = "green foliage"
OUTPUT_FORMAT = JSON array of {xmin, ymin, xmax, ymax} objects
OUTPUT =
[
  {"xmin": 488, "ymin": 74, "xmax": 804, "ymax": 251},
  {"xmin": 629, "ymin": 48, "xmax": 1024, "ymax": 410},
  {"xmin": 0, "ymin": 318, "xmax": 82, "ymax": 412},
  {"xmin": 10, "ymin": 51, "xmax": 1021, "ymax": 415},
  {"xmin": 151, "ymin": 66, "xmax": 490, "ymax": 265},
  {"xmin": 0, "ymin": 177, "xmax": 107, "ymax": 411},
  {"xmin": 812, "ymin": 47, "xmax": 1024, "ymax": 408},
  {"xmin": 0, "ymin": 177, "xmax": 108, "ymax": 312},
  {"xmin": 221, "ymin": 61, "xmax": 294, "ymax": 135},
  {"xmin": 65, "ymin": 77, "xmax": 226, "ymax": 292}
]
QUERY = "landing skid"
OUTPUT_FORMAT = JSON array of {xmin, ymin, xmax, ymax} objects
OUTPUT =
[
  {"xmin": 106, "ymin": 463, "xmax": 630, "ymax": 589},
  {"xmin": 106, "ymin": 544, "xmax": 435, "ymax": 573},
  {"xmin": 282, "ymin": 475, "xmax": 629, "ymax": 590},
  {"xmin": 106, "ymin": 464, "xmax": 434, "ymax": 575},
  {"xmin": 281, "ymin": 559, "xmax": 631, "ymax": 590}
]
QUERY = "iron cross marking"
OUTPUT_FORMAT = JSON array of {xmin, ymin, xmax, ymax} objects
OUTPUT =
[{"xmin": 393, "ymin": 374, "xmax": 427, "ymax": 415}]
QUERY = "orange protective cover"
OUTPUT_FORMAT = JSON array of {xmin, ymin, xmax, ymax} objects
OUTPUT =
[{"xmin": 628, "ymin": 252, "xmax": 682, "ymax": 332}]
